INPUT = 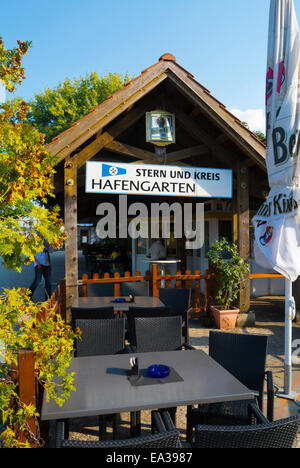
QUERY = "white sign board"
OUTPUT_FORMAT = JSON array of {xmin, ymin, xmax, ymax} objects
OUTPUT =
[{"xmin": 86, "ymin": 162, "xmax": 232, "ymax": 198}]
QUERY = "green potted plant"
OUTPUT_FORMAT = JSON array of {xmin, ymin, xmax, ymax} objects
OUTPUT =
[{"xmin": 207, "ymin": 239, "xmax": 250, "ymax": 329}]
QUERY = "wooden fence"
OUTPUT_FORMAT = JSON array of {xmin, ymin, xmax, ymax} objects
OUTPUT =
[
  {"xmin": 81, "ymin": 270, "xmax": 152, "ymax": 297},
  {"xmin": 81, "ymin": 267, "xmax": 213, "ymax": 319}
]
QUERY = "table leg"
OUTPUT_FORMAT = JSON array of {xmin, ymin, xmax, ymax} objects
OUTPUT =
[
  {"xmin": 130, "ymin": 411, "xmax": 141, "ymax": 437},
  {"xmin": 98, "ymin": 415, "xmax": 107, "ymax": 440},
  {"xmin": 161, "ymin": 266, "xmax": 166, "ymax": 288}
]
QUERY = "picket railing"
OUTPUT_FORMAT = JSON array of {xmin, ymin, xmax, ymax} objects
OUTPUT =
[
  {"xmin": 80, "ymin": 267, "xmax": 213, "ymax": 319},
  {"xmin": 81, "ymin": 270, "xmax": 152, "ymax": 297}
]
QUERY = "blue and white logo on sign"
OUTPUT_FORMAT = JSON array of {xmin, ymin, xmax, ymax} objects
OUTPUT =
[{"xmin": 102, "ymin": 164, "xmax": 127, "ymax": 177}]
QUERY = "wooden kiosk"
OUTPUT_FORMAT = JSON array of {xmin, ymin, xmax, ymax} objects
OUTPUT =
[{"xmin": 46, "ymin": 53, "xmax": 268, "ymax": 316}]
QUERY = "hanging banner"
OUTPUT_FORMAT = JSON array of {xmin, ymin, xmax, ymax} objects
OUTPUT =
[
  {"xmin": 253, "ymin": 0, "xmax": 300, "ymax": 281},
  {"xmin": 85, "ymin": 161, "xmax": 232, "ymax": 198}
]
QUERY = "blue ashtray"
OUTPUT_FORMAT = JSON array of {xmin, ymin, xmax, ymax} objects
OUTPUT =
[
  {"xmin": 114, "ymin": 298, "xmax": 126, "ymax": 303},
  {"xmin": 147, "ymin": 365, "xmax": 170, "ymax": 379}
]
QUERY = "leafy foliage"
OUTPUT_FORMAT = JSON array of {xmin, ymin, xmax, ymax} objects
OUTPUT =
[
  {"xmin": 0, "ymin": 37, "xmax": 66, "ymax": 269},
  {"xmin": 207, "ymin": 239, "xmax": 250, "ymax": 310},
  {"xmin": 0, "ymin": 38, "xmax": 31, "ymax": 92},
  {"xmin": 0, "ymin": 37, "xmax": 75, "ymax": 448},
  {"xmin": 0, "ymin": 289, "xmax": 80, "ymax": 448},
  {"xmin": 28, "ymin": 71, "xmax": 130, "ymax": 143},
  {"xmin": 242, "ymin": 121, "xmax": 265, "ymax": 142}
]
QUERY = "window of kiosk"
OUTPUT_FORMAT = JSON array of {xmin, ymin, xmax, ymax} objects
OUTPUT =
[{"xmin": 136, "ymin": 237, "xmax": 148, "ymax": 255}]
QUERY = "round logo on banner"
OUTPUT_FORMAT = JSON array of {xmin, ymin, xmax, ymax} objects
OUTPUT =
[
  {"xmin": 259, "ymin": 226, "xmax": 274, "ymax": 246},
  {"xmin": 109, "ymin": 166, "xmax": 118, "ymax": 176}
]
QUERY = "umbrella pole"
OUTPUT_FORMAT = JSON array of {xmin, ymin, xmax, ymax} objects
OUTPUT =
[
  {"xmin": 276, "ymin": 278, "xmax": 300, "ymax": 407},
  {"xmin": 284, "ymin": 278, "xmax": 293, "ymax": 395}
]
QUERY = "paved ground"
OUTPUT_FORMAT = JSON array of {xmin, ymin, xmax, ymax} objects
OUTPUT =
[
  {"xmin": 0, "ymin": 250, "xmax": 86, "ymax": 302},
  {"xmin": 1, "ymin": 252, "xmax": 299, "ymax": 446}
]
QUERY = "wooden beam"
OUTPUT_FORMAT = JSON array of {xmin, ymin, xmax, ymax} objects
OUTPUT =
[
  {"xmin": 64, "ymin": 156, "xmax": 78, "ymax": 321},
  {"xmin": 189, "ymin": 107, "xmax": 201, "ymax": 118},
  {"xmin": 167, "ymin": 101, "xmax": 236, "ymax": 168},
  {"xmin": 46, "ymin": 62, "xmax": 168, "ymax": 161},
  {"xmin": 105, "ymin": 140, "xmax": 155, "ymax": 161},
  {"xmin": 75, "ymin": 97, "xmax": 155, "ymax": 168},
  {"xmin": 166, "ymin": 144, "xmax": 210, "ymax": 162},
  {"xmin": 237, "ymin": 162, "xmax": 250, "ymax": 313},
  {"xmin": 165, "ymin": 65, "xmax": 266, "ymax": 171},
  {"xmin": 232, "ymin": 191, "xmax": 239, "ymax": 244},
  {"xmin": 216, "ymin": 133, "xmax": 229, "ymax": 144},
  {"xmin": 18, "ymin": 350, "xmax": 37, "ymax": 446},
  {"xmin": 132, "ymin": 159, "xmax": 190, "ymax": 166}
]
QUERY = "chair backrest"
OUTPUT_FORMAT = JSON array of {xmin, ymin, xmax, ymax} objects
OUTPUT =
[
  {"xmin": 73, "ymin": 318, "xmax": 125, "ymax": 357},
  {"xmin": 71, "ymin": 306, "xmax": 115, "ymax": 325},
  {"xmin": 56, "ymin": 416, "xmax": 182, "ymax": 448},
  {"xmin": 159, "ymin": 288, "xmax": 191, "ymax": 318},
  {"xmin": 86, "ymin": 282, "xmax": 115, "ymax": 297},
  {"xmin": 194, "ymin": 416, "xmax": 300, "ymax": 448},
  {"xmin": 159, "ymin": 288, "xmax": 191, "ymax": 343},
  {"xmin": 127, "ymin": 306, "xmax": 171, "ymax": 347},
  {"xmin": 209, "ymin": 331, "xmax": 268, "ymax": 396},
  {"xmin": 120, "ymin": 281, "xmax": 149, "ymax": 297},
  {"xmin": 134, "ymin": 316, "xmax": 183, "ymax": 352}
]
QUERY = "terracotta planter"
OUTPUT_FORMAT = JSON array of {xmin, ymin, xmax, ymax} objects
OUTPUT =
[{"xmin": 210, "ymin": 305, "xmax": 239, "ymax": 330}]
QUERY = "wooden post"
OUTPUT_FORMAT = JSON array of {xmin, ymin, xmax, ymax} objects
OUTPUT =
[
  {"xmin": 114, "ymin": 272, "xmax": 121, "ymax": 297},
  {"xmin": 237, "ymin": 163, "xmax": 250, "ymax": 313},
  {"xmin": 64, "ymin": 156, "xmax": 78, "ymax": 322},
  {"xmin": 18, "ymin": 350, "xmax": 37, "ymax": 447},
  {"xmin": 232, "ymin": 191, "xmax": 239, "ymax": 244},
  {"xmin": 175, "ymin": 270, "xmax": 182, "ymax": 289},
  {"xmin": 82, "ymin": 274, "xmax": 88, "ymax": 297},
  {"xmin": 152, "ymin": 264, "xmax": 159, "ymax": 297},
  {"xmin": 166, "ymin": 269, "xmax": 172, "ymax": 288}
]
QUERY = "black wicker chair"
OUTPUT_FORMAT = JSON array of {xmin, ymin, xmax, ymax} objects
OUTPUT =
[
  {"xmin": 70, "ymin": 318, "xmax": 128, "ymax": 440},
  {"xmin": 73, "ymin": 317, "xmax": 127, "ymax": 357},
  {"xmin": 191, "ymin": 403, "xmax": 299, "ymax": 448},
  {"xmin": 131, "ymin": 315, "xmax": 195, "ymax": 430},
  {"xmin": 71, "ymin": 306, "xmax": 115, "ymax": 330},
  {"xmin": 86, "ymin": 282, "xmax": 115, "ymax": 297},
  {"xmin": 133, "ymin": 316, "xmax": 194, "ymax": 353},
  {"xmin": 186, "ymin": 331, "xmax": 275, "ymax": 443},
  {"xmin": 159, "ymin": 288, "xmax": 191, "ymax": 343},
  {"xmin": 54, "ymin": 411, "xmax": 182, "ymax": 448},
  {"xmin": 126, "ymin": 306, "xmax": 171, "ymax": 348},
  {"xmin": 120, "ymin": 281, "xmax": 149, "ymax": 297}
]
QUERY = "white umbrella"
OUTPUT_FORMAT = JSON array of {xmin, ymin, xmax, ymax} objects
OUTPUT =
[{"xmin": 253, "ymin": 0, "xmax": 300, "ymax": 405}]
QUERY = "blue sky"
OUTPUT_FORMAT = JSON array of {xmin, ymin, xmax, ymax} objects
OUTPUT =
[{"xmin": 1, "ymin": 0, "xmax": 300, "ymax": 132}]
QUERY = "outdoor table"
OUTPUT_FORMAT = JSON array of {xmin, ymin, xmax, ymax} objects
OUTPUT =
[
  {"xmin": 41, "ymin": 349, "xmax": 254, "ymax": 423},
  {"xmin": 72, "ymin": 296, "xmax": 164, "ymax": 313},
  {"xmin": 144, "ymin": 259, "xmax": 181, "ymax": 287}
]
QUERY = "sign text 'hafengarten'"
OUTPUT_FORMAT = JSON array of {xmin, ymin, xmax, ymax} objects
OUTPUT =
[{"xmin": 86, "ymin": 161, "xmax": 232, "ymax": 198}]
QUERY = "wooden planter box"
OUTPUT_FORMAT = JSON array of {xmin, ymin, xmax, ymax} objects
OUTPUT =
[{"xmin": 211, "ymin": 305, "xmax": 239, "ymax": 330}]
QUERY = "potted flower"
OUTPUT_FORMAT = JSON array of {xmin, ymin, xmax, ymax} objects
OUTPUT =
[{"xmin": 207, "ymin": 239, "xmax": 250, "ymax": 329}]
